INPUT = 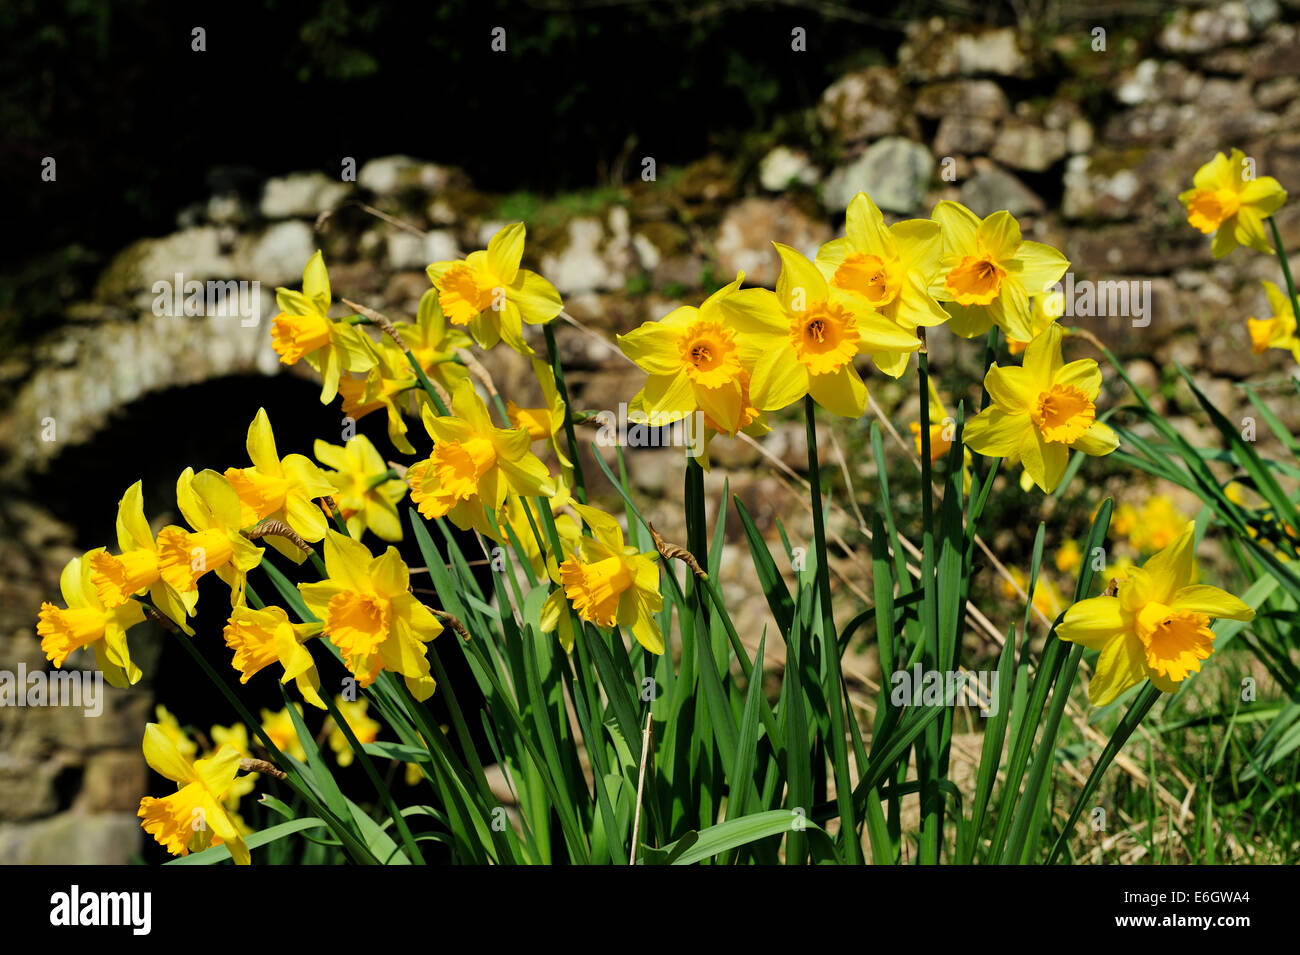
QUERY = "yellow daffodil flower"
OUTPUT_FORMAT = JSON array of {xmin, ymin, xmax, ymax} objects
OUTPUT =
[
  {"xmin": 314, "ymin": 433, "xmax": 407, "ymax": 542},
  {"xmin": 1058, "ymin": 523, "xmax": 1254, "ymax": 705},
  {"xmin": 489, "ymin": 485, "xmax": 582, "ymax": 579},
  {"xmin": 910, "ymin": 376, "xmax": 973, "ymax": 471},
  {"xmin": 137, "ymin": 723, "xmax": 253, "ymax": 865},
  {"xmin": 1009, "ymin": 289, "xmax": 1065, "ymax": 355},
  {"xmin": 37, "ymin": 550, "xmax": 146, "ymax": 687},
  {"xmin": 931, "ymin": 201, "xmax": 1069, "ymax": 342},
  {"xmin": 999, "ymin": 566, "xmax": 1066, "ymax": 620},
  {"xmin": 87, "ymin": 481, "xmax": 197, "ymax": 635},
  {"xmin": 1224, "ymin": 481, "xmax": 1250, "ymax": 507},
  {"xmin": 1130, "ymin": 494, "xmax": 1192, "ymax": 554},
  {"xmin": 407, "ymin": 379, "xmax": 555, "ymax": 535},
  {"xmin": 209, "ymin": 723, "xmax": 257, "ymax": 811},
  {"xmin": 964, "ymin": 324, "xmax": 1118, "ymax": 492},
  {"xmin": 154, "ymin": 705, "xmax": 198, "ymax": 759},
  {"xmin": 396, "ymin": 287, "xmax": 473, "ymax": 389},
  {"xmin": 270, "ymin": 251, "xmax": 376, "ymax": 403},
  {"xmin": 297, "ymin": 531, "xmax": 442, "ymax": 699},
  {"xmin": 1247, "ymin": 280, "xmax": 1300, "ymax": 362},
  {"xmin": 817, "ymin": 192, "xmax": 949, "ymax": 341},
  {"xmin": 618, "ymin": 273, "xmax": 758, "ymax": 434},
  {"xmin": 327, "ymin": 697, "xmax": 381, "ymax": 767},
  {"xmin": 506, "ymin": 358, "xmax": 574, "ymax": 478},
  {"xmin": 1108, "ymin": 502, "xmax": 1138, "ymax": 539},
  {"xmin": 224, "ymin": 604, "xmax": 325, "ymax": 709},
  {"xmin": 1055, "ymin": 538, "xmax": 1082, "ymax": 575},
  {"xmin": 210, "ymin": 723, "xmax": 252, "ymax": 759},
  {"xmin": 156, "ymin": 469, "xmax": 264, "ymax": 606},
  {"xmin": 1179, "ymin": 149, "xmax": 1287, "ymax": 258},
  {"xmin": 541, "ymin": 503, "xmax": 663, "ymax": 654},
  {"xmin": 338, "ymin": 344, "xmax": 419, "ymax": 455},
  {"xmin": 730, "ymin": 245, "xmax": 921, "ymax": 417},
  {"xmin": 694, "ymin": 368, "xmax": 771, "ymax": 470},
  {"xmin": 260, "ymin": 705, "xmax": 307, "ymax": 762},
  {"xmin": 1103, "ymin": 555, "xmax": 1138, "ymax": 585},
  {"xmin": 426, "ymin": 223, "xmax": 563, "ymax": 355},
  {"xmin": 225, "ymin": 409, "xmax": 336, "ymax": 563}
]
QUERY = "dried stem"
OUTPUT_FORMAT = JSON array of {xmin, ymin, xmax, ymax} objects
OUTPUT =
[
  {"xmin": 241, "ymin": 758, "xmax": 287, "ymax": 780},
  {"xmin": 433, "ymin": 609, "xmax": 471, "ymax": 641},
  {"xmin": 648, "ymin": 522, "xmax": 706, "ymax": 579},
  {"xmin": 243, "ymin": 519, "xmax": 314, "ymax": 556}
]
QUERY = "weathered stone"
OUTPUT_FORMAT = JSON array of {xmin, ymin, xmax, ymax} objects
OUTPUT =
[
  {"xmin": 1255, "ymin": 76, "xmax": 1300, "ymax": 112},
  {"xmin": 759, "ymin": 146, "xmax": 821, "ymax": 191},
  {"xmin": 817, "ymin": 67, "xmax": 904, "ymax": 143},
  {"xmin": 823, "ymin": 137, "xmax": 933, "ymax": 214},
  {"xmin": 0, "ymin": 811, "xmax": 140, "ymax": 865},
  {"xmin": 1157, "ymin": 2, "xmax": 1255, "ymax": 53},
  {"xmin": 674, "ymin": 154, "xmax": 741, "ymax": 206},
  {"xmin": 357, "ymin": 156, "xmax": 465, "ymax": 196},
  {"xmin": 237, "ymin": 220, "xmax": 317, "ymax": 286},
  {"xmin": 934, "ymin": 115, "xmax": 996, "ymax": 156},
  {"xmin": 1115, "ymin": 60, "xmax": 1205, "ymax": 106},
  {"xmin": 990, "ymin": 123, "xmax": 1067, "ymax": 172},
  {"xmin": 1103, "ymin": 103, "xmax": 1186, "ymax": 146},
  {"xmin": 960, "ymin": 164, "xmax": 1044, "ymax": 218},
  {"xmin": 1156, "ymin": 334, "xmax": 1208, "ymax": 374},
  {"xmin": 385, "ymin": 230, "xmax": 458, "ymax": 271},
  {"xmin": 899, "ymin": 19, "xmax": 1030, "ymax": 81},
  {"xmin": 1201, "ymin": 317, "xmax": 1263, "ymax": 379},
  {"xmin": 1067, "ymin": 117, "xmax": 1094, "ymax": 155},
  {"xmin": 1125, "ymin": 360, "xmax": 1163, "ymax": 407},
  {"xmin": 1062, "ymin": 156, "xmax": 1146, "ymax": 221},
  {"xmin": 207, "ymin": 193, "xmax": 247, "ymax": 226},
  {"xmin": 539, "ymin": 219, "xmax": 621, "ymax": 295},
  {"xmin": 78, "ymin": 751, "xmax": 148, "ymax": 814},
  {"xmin": 1067, "ymin": 224, "xmax": 1210, "ymax": 275},
  {"xmin": 913, "ymin": 80, "xmax": 1008, "ymax": 120},
  {"xmin": 0, "ymin": 758, "xmax": 65, "ymax": 821},
  {"xmin": 95, "ymin": 228, "xmax": 236, "ymax": 301},
  {"xmin": 1248, "ymin": 22, "xmax": 1299, "ymax": 80},
  {"xmin": 715, "ymin": 198, "xmax": 830, "ymax": 287},
  {"xmin": 260, "ymin": 172, "xmax": 352, "ymax": 219}
]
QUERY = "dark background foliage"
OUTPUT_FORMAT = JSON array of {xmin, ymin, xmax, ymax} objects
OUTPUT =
[{"xmin": 0, "ymin": 0, "xmax": 925, "ymax": 299}]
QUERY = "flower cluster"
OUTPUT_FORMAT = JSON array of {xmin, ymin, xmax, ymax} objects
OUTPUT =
[
  {"xmin": 33, "ymin": 401, "xmax": 450, "ymax": 862},
  {"xmin": 38, "ymin": 148, "xmax": 1280, "ymax": 863}
]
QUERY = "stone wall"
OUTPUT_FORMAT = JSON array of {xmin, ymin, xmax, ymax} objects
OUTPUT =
[{"xmin": 3, "ymin": 0, "xmax": 1298, "ymax": 861}]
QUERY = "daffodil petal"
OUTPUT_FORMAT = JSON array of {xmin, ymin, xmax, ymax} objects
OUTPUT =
[
  {"xmin": 1140, "ymin": 523, "xmax": 1196, "ymax": 603},
  {"xmin": 1057, "ymin": 596, "xmax": 1126, "ymax": 650},
  {"xmin": 143, "ymin": 723, "xmax": 198, "ymax": 785},
  {"xmin": 1170, "ymin": 585, "xmax": 1254, "ymax": 622},
  {"xmin": 1089, "ymin": 632, "xmax": 1148, "ymax": 706},
  {"xmin": 807, "ymin": 365, "xmax": 867, "ymax": 418}
]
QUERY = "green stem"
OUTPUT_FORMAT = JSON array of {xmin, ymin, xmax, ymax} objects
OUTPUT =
[
  {"xmin": 1047, "ymin": 683, "xmax": 1161, "ymax": 864},
  {"xmin": 802, "ymin": 394, "xmax": 863, "ymax": 864},
  {"xmin": 160, "ymin": 604, "xmax": 377, "ymax": 864},
  {"xmin": 544, "ymin": 322, "xmax": 587, "ymax": 504},
  {"xmin": 324, "ymin": 496, "xmax": 350, "ymax": 536},
  {"xmin": 407, "ymin": 353, "xmax": 451, "ymax": 417},
  {"xmin": 978, "ymin": 325, "xmax": 1000, "ymax": 411},
  {"xmin": 307, "ymin": 549, "xmax": 329, "ymax": 578},
  {"xmin": 365, "ymin": 468, "xmax": 402, "ymax": 490},
  {"xmin": 343, "ymin": 314, "xmax": 450, "ymax": 416},
  {"xmin": 1267, "ymin": 217, "xmax": 1300, "ymax": 321},
  {"xmin": 916, "ymin": 350, "xmax": 942, "ymax": 863},
  {"xmin": 318, "ymin": 686, "xmax": 426, "ymax": 864}
]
